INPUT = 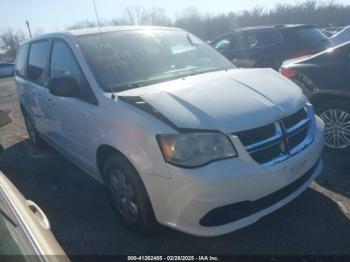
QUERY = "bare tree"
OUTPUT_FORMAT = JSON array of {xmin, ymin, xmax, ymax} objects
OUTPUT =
[
  {"xmin": 67, "ymin": 20, "xmax": 97, "ymax": 30},
  {"xmin": 64, "ymin": 1, "xmax": 350, "ymax": 41},
  {"xmin": 124, "ymin": 6, "xmax": 147, "ymax": 25},
  {"xmin": 122, "ymin": 6, "xmax": 170, "ymax": 26},
  {"xmin": 146, "ymin": 7, "xmax": 171, "ymax": 26},
  {"xmin": 0, "ymin": 28, "xmax": 26, "ymax": 60}
]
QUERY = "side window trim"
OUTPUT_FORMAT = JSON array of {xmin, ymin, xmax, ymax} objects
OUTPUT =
[
  {"xmin": 48, "ymin": 38, "xmax": 98, "ymax": 105},
  {"xmin": 15, "ymin": 44, "xmax": 30, "ymax": 78},
  {"xmin": 27, "ymin": 39, "xmax": 50, "ymax": 87}
]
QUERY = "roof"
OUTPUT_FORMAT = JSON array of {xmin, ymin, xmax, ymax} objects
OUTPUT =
[
  {"xmin": 19, "ymin": 25, "xmax": 182, "ymax": 45},
  {"xmin": 235, "ymin": 24, "xmax": 316, "ymax": 32},
  {"xmin": 66, "ymin": 25, "xmax": 180, "ymax": 36}
]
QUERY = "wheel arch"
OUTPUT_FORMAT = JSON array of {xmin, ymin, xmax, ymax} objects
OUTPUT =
[
  {"xmin": 309, "ymin": 91, "xmax": 350, "ymax": 109},
  {"xmin": 96, "ymin": 145, "xmax": 140, "ymax": 184}
]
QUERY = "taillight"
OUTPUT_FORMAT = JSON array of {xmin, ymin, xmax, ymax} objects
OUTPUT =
[{"xmin": 280, "ymin": 68, "xmax": 297, "ymax": 78}]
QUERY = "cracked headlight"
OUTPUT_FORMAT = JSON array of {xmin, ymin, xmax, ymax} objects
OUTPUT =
[{"xmin": 157, "ymin": 133, "xmax": 237, "ymax": 168}]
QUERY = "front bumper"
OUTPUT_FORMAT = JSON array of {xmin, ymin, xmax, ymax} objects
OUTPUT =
[{"xmin": 142, "ymin": 116, "xmax": 324, "ymax": 237}]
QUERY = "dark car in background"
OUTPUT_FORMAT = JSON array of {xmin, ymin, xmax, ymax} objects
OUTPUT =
[
  {"xmin": 211, "ymin": 24, "xmax": 332, "ymax": 70},
  {"xmin": 280, "ymin": 42, "xmax": 350, "ymax": 154},
  {"xmin": 0, "ymin": 62, "xmax": 15, "ymax": 78}
]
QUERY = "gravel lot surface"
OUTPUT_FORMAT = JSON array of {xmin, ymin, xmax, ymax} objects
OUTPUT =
[{"xmin": 0, "ymin": 77, "xmax": 349, "ymax": 255}]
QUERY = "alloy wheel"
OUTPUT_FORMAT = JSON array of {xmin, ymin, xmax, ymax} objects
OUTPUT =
[
  {"xmin": 109, "ymin": 169, "xmax": 139, "ymax": 223},
  {"xmin": 319, "ymin": 109, "xmax": 350, "ymax": 149}
]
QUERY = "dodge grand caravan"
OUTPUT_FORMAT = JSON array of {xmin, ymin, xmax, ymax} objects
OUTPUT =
[{"xmin": 15, "ymin": 26, "xmax": 324, "ymax": 237}]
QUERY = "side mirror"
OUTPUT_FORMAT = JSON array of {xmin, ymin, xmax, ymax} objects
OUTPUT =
[{"xmin": 48, "ymin": 75, "xmax": 80, "ymax": 97}]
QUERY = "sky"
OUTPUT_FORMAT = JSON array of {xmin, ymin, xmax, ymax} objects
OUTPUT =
[{"xmin": 1, "ymin": 0, "xmax": 350, "ymax": 35}]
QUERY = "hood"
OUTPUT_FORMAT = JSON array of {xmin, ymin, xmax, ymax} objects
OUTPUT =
[{"xmin": 117, "ymin": 68, "xmax": 306, "ymax": 133}]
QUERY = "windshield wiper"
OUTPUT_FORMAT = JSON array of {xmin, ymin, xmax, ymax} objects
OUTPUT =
[
  {"xmin": 186, "ymin": 34, "xmax": 194, "ymax": 46},
  {"xmin": 110, "ymin": 67, "xmax": 232, "ymax": 93},
  {"xmin": 113, "ymin": 79, "xmax": 163, "ymax": 92}
]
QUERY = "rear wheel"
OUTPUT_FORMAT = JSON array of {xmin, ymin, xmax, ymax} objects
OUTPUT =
[
  {"xmin": 23, "ymin": 112, "xmax": 46, "ymax": 148},
  {"xmin": 103, "ymin": 153, "xmax": 156, "ymax": 233},
  {"xmin": 316, "ymin": 99, "xmax": 350, "ymax": 155}
]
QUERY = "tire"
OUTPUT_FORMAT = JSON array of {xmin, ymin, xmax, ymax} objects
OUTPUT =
[
  {"xmin": 23, "ymin": 111, "xmax": 46, "ymax": 148},
  {"xmin": 315, "ymin": 99, "xmax": 350, "ymax": 155},
  {"xmin": 103, "ymin": 153, "xmax": 157, "ymax": 233}
]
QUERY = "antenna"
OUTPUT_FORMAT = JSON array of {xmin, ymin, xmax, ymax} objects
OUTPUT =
[
  {"xmin": 25, "ymin": 20, "xmax": 32, "ymax": 38},
  {"xmin": 92, "ymin": 0, "xmax": 116, "ymax": 100}
]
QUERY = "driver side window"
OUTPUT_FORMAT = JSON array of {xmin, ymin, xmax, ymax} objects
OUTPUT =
[{"xmin": 50, "ymin": 40, "xmax": 84, "ymax": 88}]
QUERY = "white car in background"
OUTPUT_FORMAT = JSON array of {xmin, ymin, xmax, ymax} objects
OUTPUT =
[{"xmin": 16, "ymin": 26, "xmax": 324, "ymax": 236}]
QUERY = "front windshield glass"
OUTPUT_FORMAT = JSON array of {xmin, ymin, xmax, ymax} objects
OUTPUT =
[{"xmin": 78, "ymin": 29, "xmax": 235, "ymax": 92}]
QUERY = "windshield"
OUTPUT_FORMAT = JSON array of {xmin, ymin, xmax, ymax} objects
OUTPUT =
[
  {"xmin": 78, "ymin": 29, "xmax": 235, "ymax": 92},
  {"xmin": 0, "ymin": 189, "xmax": 32, "ymax": 258}
]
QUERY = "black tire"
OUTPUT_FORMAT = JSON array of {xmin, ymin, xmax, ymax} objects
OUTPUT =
[
  {"xmin": 315, "ymin": 99, "xmax": 350, "ymax": 155},
  {"xmin": 103, "ymin": 153, "xmax": 157, "ymax": 233},
  {"xmin": 22, "ymin": 111, "xmax": 46, "ymax": 148}
]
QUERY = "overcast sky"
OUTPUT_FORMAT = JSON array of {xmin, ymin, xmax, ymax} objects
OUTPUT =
[{"xmin": 1, "ymin": 0, "xmax": 350, "ymax": 35}]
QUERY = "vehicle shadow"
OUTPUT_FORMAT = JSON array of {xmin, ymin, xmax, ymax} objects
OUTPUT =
[
  {"xmin": 316, "ymin": 152, "xmax": 350, "ymax": 199},
  {"xmin": 0, "ymin": 140, "xmax": 350, "ymax": 255}
]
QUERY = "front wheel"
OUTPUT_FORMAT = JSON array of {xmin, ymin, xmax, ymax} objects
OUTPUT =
[
  {"xmin": 316, "ymin": 99, "xmax": 350, "ymax": 155},
  {"xmin": 103, "ymin": 154, "xmax": 156, "ymax": 233}
]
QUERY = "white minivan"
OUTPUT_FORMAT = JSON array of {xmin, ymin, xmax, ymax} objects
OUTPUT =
[{"xmin": 16, "ymin": 26, "xmax": 324, "ymax": 237}]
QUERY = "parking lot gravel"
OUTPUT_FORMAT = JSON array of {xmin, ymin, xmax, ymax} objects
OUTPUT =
[{"xmin": 0, "ymin": 77, "xmax": 349, "ymax": 255}]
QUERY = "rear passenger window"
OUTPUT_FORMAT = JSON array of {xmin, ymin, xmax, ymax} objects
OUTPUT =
[
  {"xmin": 16, "ymin": 44, "xmax": 29, "ymax": 77},
  {"xmin": 254, "ymin": 31, "xmax": 282, "ymax": 47},
  {"xmin": 28, "ymin": 41, "xmax": 49, "ymax": 85},
  {"xmin": 50, "ymin": 40, "xmax": 84, "ymax": 87}
]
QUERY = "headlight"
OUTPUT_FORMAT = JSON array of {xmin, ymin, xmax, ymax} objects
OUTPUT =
[{"xmin": 157, "ymin": 133, "xmax": 237, "ymax": 168}]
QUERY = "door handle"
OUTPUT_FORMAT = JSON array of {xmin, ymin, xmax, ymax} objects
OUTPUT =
[{"xmin": 27, "ymin": 200, "xmax": 51, "ymax": 230}]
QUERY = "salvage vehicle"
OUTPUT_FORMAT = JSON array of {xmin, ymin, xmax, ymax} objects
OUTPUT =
[
  {"xmin": 210, "ymin": 24, "xmax": 332, "ymax": 70},
  {"xmin": 0, "ymin": 112, "xmax": 66, "ymax": 258},
  {"xmin": 16, "ymin": 26, "xmax": 324, "ymax": 237},
  {"xmin": 280, "ymin": 42, "xmax": 350, "ymax": 154}
]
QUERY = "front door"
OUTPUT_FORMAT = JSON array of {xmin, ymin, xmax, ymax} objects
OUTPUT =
[{"xmin": 44, "ymin": 39, "xmax": 90, "ymax": 166}]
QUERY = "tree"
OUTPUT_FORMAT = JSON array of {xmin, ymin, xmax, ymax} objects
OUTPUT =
[
  {"xmin": 122, "ymin": 6, "xmax": 170, "ymax": 26},
  {"xmin": 0, "ymin": 28, "xmax": 26, "ymax": 61}
]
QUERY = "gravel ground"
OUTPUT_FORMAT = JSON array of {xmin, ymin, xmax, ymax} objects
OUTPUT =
[{"xmin": 0, "ymin": 77, "xmax": 349, "ymax": 255}]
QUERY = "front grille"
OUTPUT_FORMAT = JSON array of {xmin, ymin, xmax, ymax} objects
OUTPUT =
[
  {"xmin": 250, "ymin": 143, "xmax": 282, "ymax": 164},
  {"xmin": 234, "ymin": 105, "xmax": 314, "ymax": 165},
  {"xmin": 235, "ymin": 124, "xmax": 275, "ymax": 146},
  {"xmin": 283, "ymin": 107, "xmax": 307, "ymax": 130}
]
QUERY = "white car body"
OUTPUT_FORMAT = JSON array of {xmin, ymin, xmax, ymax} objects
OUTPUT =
[{"xmin": 16, "ymin": 26, "xmax": 324, "ymax": 236}]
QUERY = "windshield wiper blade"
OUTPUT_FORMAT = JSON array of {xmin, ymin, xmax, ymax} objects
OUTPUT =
[{"xmin": 114, "ymin": 80, "xmax": 162, "ymax": 92}]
